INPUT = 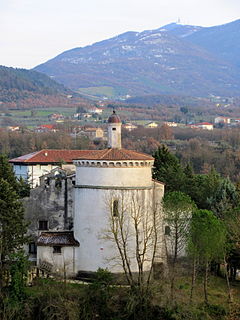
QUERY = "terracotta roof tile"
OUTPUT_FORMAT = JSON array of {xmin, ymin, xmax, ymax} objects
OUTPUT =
[
  {"xmin": 9, "ymin": 149, "xmax": 94, "ymax": 164},
  {"xmin": 37, "ymin": 231, "xmax": 79, "ymax": 246},
  {"xmin": 73, "ymin": 148, "xmax": 154, "ymax": 161},
  {"xmin": 10, "ymin": 148, "xmax": 153, "ymax": 163},
  {"xmin": 108, "ymin": 111, "xmax": 121, "ymax": 123}
]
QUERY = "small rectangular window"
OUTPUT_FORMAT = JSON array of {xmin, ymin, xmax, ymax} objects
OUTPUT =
[
  {"xmin": 53, "ymin": 246, "xmax": 61, "ymax": 254},
  {"xmin": 29, "ymin": 242, "xmax": 37, "ymax": 254},
  {"xmin": 38, "ymin": 220, "xmax": 48, "ymax": 230},
  {"xmin": 112, "ymin": 128, "xmax": 116, "ymax": 131},
  {"xmin": 113, "ymin": 200, "xmax": 119, "ymax": 217},
  {"xmin": 164, "ymin": 226, "xmax": 171, "ymax": 236}
]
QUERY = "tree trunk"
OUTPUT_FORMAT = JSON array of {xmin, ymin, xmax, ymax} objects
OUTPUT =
[
  {"xmin": 170, "ymin": 224, "xmax": 178, "ymax": 303},
  {"xmin": 203, "ymin": 260, "xmax": 209, "ymax": 304},
  {"xmin": 224, "ymin": 256, "xmax": 233, "ymax": 303},
  {"xmin": 190, "ymin": 255, "xmax": 197, "ymax": 304}
]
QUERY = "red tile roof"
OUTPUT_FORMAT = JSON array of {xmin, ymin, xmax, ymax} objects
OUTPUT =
[
  {"xmin": 73, "ymin": 148, "xmax": 154, "ymax": 161},
  {"xmin": 9, "ymin": 149, "xmax": 93, "ymax": 164},
  {"xmin": 39, "ymin": 124, "xmax": 55, "ymax": 129},
  {"xmin": 194, "ymin": 122, "xmax": 213, "ymax": 126},
  {"xmin": 37, "ymin": 231, "xmax": 79, "ymax": 246},
  {"xmin": 108, "ymin": 111, "xmax": 121, "ymax": 123},
  {"xmin": 9, "ymin": 148, "xmax": 153, "ymax": 164}
]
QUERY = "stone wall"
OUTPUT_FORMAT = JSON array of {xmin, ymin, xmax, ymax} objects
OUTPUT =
[{"xmin": 23, "ymin": 168, "xmax": 75, "ymax": 261}]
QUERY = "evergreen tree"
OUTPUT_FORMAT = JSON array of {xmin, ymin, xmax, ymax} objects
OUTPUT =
[
  {"xmin": 188, "ymin": 209, "xmax": 226, "ymax": 304},
  {"xmin": 207, "ymin": 177, "xmax": 239, "ymax": 217},
  {"xmin": 153, "ymin": 145, "xmax": 186, "ymax": 193},
  {"xmin": 0, "ymin": 178, "xmax": 28, "ymax": 287},
  {"xmin": 0, "ymin": 154, "xmax": 18, "ymax": 191},
  {"xmin": 0, "ymin": 154, "xmax": 30, "ymax": 198}
]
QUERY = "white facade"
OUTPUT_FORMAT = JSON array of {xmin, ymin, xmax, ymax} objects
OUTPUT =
[
  {"xmin": 13, "ymin": 163, "xmax": 76, "ymax": 188},
  {"xmin": 21, "ymin": 111, "xmax": 165, "ymax": 277},
  {"xmin": 73, "ymin": 159, "xmax": 164, "ymax": 273},
  {"xmin": 108, "ymin": 122, "xmax": 122, "ymax": 148},
  {"xmin": 37, "ymin": 246, "xmax": 77, "ymax": 277},
  {"xmin": 14, "ymin": 164, "xmax": 58, "ymax": 187},
  {"xmin": 214, "ymin": 116, "xmax": 231, "ymax": 124}
]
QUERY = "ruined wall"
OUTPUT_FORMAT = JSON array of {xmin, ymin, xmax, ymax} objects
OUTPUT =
[{"xmin": 23, "ymin": 169, "xmax": 75, "ymax": 261}]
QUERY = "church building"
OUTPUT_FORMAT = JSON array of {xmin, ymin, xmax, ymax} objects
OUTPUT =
[{"xmin": 11, "ymin": 112, "xmax": 165, "ymax": 277}]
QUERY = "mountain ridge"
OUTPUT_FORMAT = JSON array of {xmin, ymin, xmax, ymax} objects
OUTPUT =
[
  {"xmin": 34, "ymin": 19, "xmax": 240, "ymax": 99},
  {"xmin": 0, "ymin": 65, "xmax": 87, "ymax": 109}
]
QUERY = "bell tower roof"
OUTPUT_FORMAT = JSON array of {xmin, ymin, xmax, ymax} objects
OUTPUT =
[{"xmin": 108, "ymin": 110, "xmax": 121, "ymax": 124}]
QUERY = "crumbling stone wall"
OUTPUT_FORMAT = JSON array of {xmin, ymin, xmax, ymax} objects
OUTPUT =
[{"xmin": 23, "ymin": 168, "xmax": 75, "ymax": 261}]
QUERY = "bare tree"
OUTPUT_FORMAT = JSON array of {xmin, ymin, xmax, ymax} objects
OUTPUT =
[
  {"xmin": 163, "ymin": 191, "xmax": 196, "ymax": 303},
  {"xmin": 104, "ymin": 189, "xmax": 163, "ymax": 295}
]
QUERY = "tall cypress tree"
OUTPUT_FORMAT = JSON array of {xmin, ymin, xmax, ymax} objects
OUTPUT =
[
  {"xmin": 153, "ymin": 145, "xmax": 186, "ymax": 193},
  {"xmin": 0, "ymin": 154, "xmax": 19, "ymax": 191},
  {"xmin": 0, "ymin": 156, "xmax": 29, "ymax": 288},
  {"xmin": 0, "ymin": 154, "xmax": 30, "ymax": 198}
]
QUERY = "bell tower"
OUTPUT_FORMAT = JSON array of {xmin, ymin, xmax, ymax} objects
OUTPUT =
[{"xmin": 108, "ymin": 110, "xmax": 121, "ymax": 149}]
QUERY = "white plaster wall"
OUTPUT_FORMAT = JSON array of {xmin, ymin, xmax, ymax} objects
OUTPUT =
[
  {"xmin": 25, "ymin": 164, "xmax": 58, "ymax": 187},
  {"xmin": 75, "ymin": 166, "xmax": 152, "ymax": 187},
  {"xmin": 37, "ymin": 246, "xmax": 76, "ymax": 277},
  {"xmin": 108, "ymin": 123, "xmax": 121, "ymax": 148},
  {"xmin": 74, "ymin": 186, "xmax": 163, "ymax": 273},
  {"xmin": 14, "ymin": 163, "xmax": 76, "ymax": 188}
]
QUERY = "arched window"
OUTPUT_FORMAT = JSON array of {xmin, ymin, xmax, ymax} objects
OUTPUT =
[
  {"xmin": 112, "ymin": 200, "xmax": 119, "ymax": 217},
  {"xmin": 164, "ymin": 226, "xmax": 171, "ymax": 236}
]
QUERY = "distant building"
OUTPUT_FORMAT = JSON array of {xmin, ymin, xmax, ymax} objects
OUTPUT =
[
  {"xmin": 7, "ymin": 126, "xmax": 20, "ymax": 131},
  {"xmin": 122, "ymin": 123, "xmax": 138, "ymax": 131},
  {"xmin": 88, "ymin": 107, "xmax": 103, "ymax": 114},
  {"xmin": 35, "ymin": 124, "xmax": 58, "ymax": 133},
  {"xmin": 80, "ymin": 127, "xmax": 104, "ymax": 139},
  {"xmin": 73, "ymin": 113, "xmax": 91, "ymax": 119},
  {"xmin": 163, "ymin": 122, "xmax": 178, "ymax": 127},
  {"xmin": 190, "ymin": 122, "xmax": 213, "ymax": 130},
  {"xmin": 145, "ymin": 122, "xmax": 158, "ymax": 128},
  {"xmin": 9, "ymin": 149, "xmax": 91, "ymax": 187},
  {"xmin": 214, "ymin": 116, "xmax": 231, "ymax": 124},
  {"xmin": 48, "ymin": 113, "xmax": 64, "ymax": 121}
]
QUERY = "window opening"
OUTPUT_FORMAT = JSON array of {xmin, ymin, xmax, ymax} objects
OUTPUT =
[
  {"xmin": 38, "ymin": 220, "xmax": 48, "ymax": 230},
  {"xmin": 164, "ymin": 226, "xmax": 171, "ymax": 236},
  {"xmin": 113, "ymin": 200, "xmax": 119, "ymax": 217},
  {"xmin": 53, "ymin": 246, "xmax": 62, "ymax": 254},
  {"xmin": 29, "ymin": 242, "xmax": 37, "ymax": 254}
]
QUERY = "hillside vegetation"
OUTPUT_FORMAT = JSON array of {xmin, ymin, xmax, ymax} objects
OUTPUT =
[
  {"xmin": 34, "ymin": 19, "xmax": 240, "ymax": 98},
  {"xmin": 0, "ymin": 66, "xmax": 88, "ymax": 109}
]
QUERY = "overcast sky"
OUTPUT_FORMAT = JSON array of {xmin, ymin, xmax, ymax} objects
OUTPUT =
[{"xmin": 1, "ymin": 0, "xmax": 239, "ymax": 69}]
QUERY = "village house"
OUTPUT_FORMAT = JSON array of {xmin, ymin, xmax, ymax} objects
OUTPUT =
[
  {"xmin": 7, "ymin": 126, "xmax": 20, "ymax": 131},
  {"xmin": 190, "ymin": 122, "xmax": 214, "ymax": 130},
  {"xmin": 73, "ymin": 113, "xmax": 91, "ymax": 120},
  {"xmin": 88, "ymin": 106, "xmax": 103, "ymax": 114},
  {"xmin": 163, "ymin": 121, "xmax": 178, "ymax": 127},
  {"xmin": 48, "ymin": 113, "xmax": 64, "ymax": 121},
  {"xmin": 214, "ymin": 116, "xmax": 231, "ymax": 124},
  {"xmin": 35, "ymin": 124, "xmax": 58, "ymax": 133},
  {"xmin": 145, "ymin": 121, "xmax": 159, "ymax": 128},
  {"xmin": 9, "ymin": 149, "xmax": 93, "ymax": 187},
  {"xmin": 122, "ymin": 122, "xmax": 138, "ymax": 131},
  {"xmin": 80, "ymin": 127, "xmax": 105, "ymax": 140}
]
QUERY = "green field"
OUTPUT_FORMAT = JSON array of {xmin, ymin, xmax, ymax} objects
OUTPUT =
[{"xmin": 77, "ymin": 86, "xmax": 127, "ymax": 99}]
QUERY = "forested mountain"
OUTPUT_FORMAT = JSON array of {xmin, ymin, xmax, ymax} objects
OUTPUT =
[
  {"xmin": 184, "ymin": 19, "xmax": 240, "ymax": 68},
  {"xmin": 34, "ymin": 19, "xmax": 240, "ymax": 99},
  {"xmin": 0, "ymin": 66, "xmax": 87, "ymax": 108},
  {"xmin": 0, "ymin": 66, "xmax": 71, "ymax": 96}
]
